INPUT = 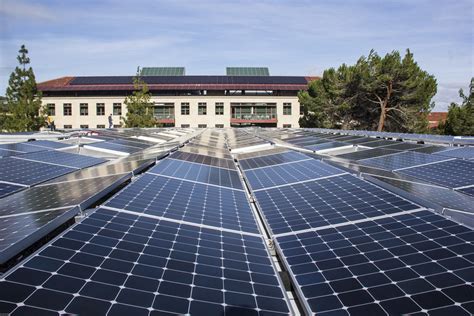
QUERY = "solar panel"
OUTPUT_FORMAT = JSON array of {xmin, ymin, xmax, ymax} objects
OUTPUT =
[
  {"xmin": 171, "ymin": 151, "xmax": 236, "ymax": 169},
  {"xmin": 179, "ymin": 146, "xmax": 232, "ymax": 159},
  {"xmin": 13, "ymin": 151, "xmax": 106, "ymax": 169},
  {"xmin": 226, "ymin": 67, "xmax": 270, "ymax": 76},
  {"xmin": 0, "ymin": 143, "xmax": 46, "ymax": 153},
  {"xmin": 275, "ymin": 210, "xmax": 473, "ymax": 315},
  {"xmin": 306, "ymin": 142, "xmax": 347, "ymax": 152},
  {"xmin": 239, "ymin": 151, "xmax": 309, "ymax": 170},
  {"xmin": 359, "ymin": 139, "xmax": 397, "ymax": 148},
  {"xmin": 141, "ymin": 67, "xmax": 185, "ymax": 76},
  {"xmin": 254, "ymin": 174, "xmax": 422, "ymax": 236},
  {"xmin": 0, "ymin": 182, "xmax": 24, "ymax": 198},
  {"xmin": 0, "ymin": 158, "xmax": 76, "ymax": 186},
  {"xmin": 105, "ymin": 174, "xmax": 259, "ymax": 234},
  {"xmin": 411, "ymin": 145, "xmax": 449, "ymax": 154},
  {"xmin": 26, "ymin": 140, "xmax": 73, "ymax": 150},
  {"xmin": 0, "ymin": 148, "xmax": 21, "ymax": 157},
  {"xmin": 381, "ymin": 143, "xmax": 427, "ymax": 151},
  {"xmin": 359, "ymin": 152, "xmax": 452, "ymax": 171},
  {"xmin": 0, "ymin": 208, "xmax": 291, "ymax": 315},
  {"xmin": 148, "ymin": 159, "xmax": 243, "ymax": 190},
  {"xmin": 435, "ymin": 147, "xmax": 474, "ymax": 160},
  {"xmin": 457, "ymin": 186, "xmax": 474, "ymax": 197},
  {"xmin": 236, "ymin": 147, "xmax": 289, "ymax": 160},
  {"xmin": 244, "ymin": 159, "xmax": 346, "ymax": 191},
  {"xmin": 399, "ymin": 159, "xmax": 474, "ymax": 189},
  {"xmin": 336, "ymin": 148, "xmax": 400, "ymax": 161},
  {"xmin": 0, "ymin": 207, "xmax": 74, "ymax": 264}
]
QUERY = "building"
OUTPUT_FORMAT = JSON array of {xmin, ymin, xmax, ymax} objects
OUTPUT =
[
  {"xmin": 38, "ymin": 67, "xmax": 315, "ymax": 129},
  {"xmin": 427, "ymin": 111, "xmax": 448, "ymax": 129}
]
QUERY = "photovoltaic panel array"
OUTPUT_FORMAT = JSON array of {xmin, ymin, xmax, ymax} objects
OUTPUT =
[
  {"xmin": 435, "ymin": 146, "xmax": 474, "ymax": 160},
  {"xmin": 359, "ymin": 151, "xmax": 453, "ymax": 171},
  {"xmin": 239, "ymin": 151, "xmax": 309, "ymax": 170},
  {"xmin": 399, "ymin": 159, "xmax": 474, "ymax": 189},
  {"xmin": 245, "ymin": 159, "xmax": 347, "ymax": 191},
  {"xmin": 275, "ymin": 210, "xmax": 474, "ymax": 315},
  {"xmin": 0, "ymin": 208, "xmax": 291, "ymax": 315},
  {"xmin": 0, "ymin": 157, "xmax": 76, "ymax": 186},
  {"xmin": 254, "ymin": 174, "xmax": 422, "ymax": 235},
  {"xmin": 13, "ymin": 151, "xmax": 106, "ymax": 169},
  {"xmin": 335, "ymin": 148, "xmax": 400, "ymax": 161},
  {"xmin": 305, "ymin": 142, "xmax": 347, "ymax": 152},
  {"xmin": 105, "ymin": 173, "xmax": 258, "ymax": 234},
  {"xmin": 0, "ymin": 182, "xmax": 24, "ymax": 198},
  {"xmin": 170, "ymin": 151, "xmax": 236, "ymax": 169}
]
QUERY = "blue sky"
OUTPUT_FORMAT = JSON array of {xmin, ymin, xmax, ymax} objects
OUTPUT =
[{"xmin": 0, "ymin": 0, "xmax": 472, "ymax": 110}]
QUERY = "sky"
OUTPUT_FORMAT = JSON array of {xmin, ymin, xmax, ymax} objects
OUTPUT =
[{"xmin": 0, "ymin": 0, "xmax": 472, "ymax": 111}]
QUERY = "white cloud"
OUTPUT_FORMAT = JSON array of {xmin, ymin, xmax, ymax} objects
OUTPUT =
[{"xmin": 0, "ymin": 0, "xmax": 57, "ymax": 21}]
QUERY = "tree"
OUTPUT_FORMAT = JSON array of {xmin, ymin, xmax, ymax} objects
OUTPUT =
[
  {"xmin": 3, "ymin": 45, "xmax": 45, "ymax": 132},
  {"xmin": 361, "ymin": 49, "xmax": 437, "ymax": 132},
  {"xmin": 439, "ymin": 80, "xmax": 474, "ymax": 136},
  {"xmin": 122, "ymin": 68, "xmax": 156, "ymax": 128},
  {"xmin": 299, "ymin": 49, "xmax": 437, "ymax": 133}
]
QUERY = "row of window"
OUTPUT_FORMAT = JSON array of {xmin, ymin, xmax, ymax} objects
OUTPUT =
[
  {"xmin": 47, "ymin": 103, "xmax": 122, "ymax": 116},
  {"xmin": 47, "ymin": 102, "xmax": 294, "ymax": 116},
  {"xmin": 62, "ymin": 123, "xmax": 292, "ymax": 129}
]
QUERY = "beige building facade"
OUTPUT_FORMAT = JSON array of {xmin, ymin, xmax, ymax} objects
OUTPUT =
[{"xmin": 38, "ymin": 73, "xmax": 312, "ymax": 129}]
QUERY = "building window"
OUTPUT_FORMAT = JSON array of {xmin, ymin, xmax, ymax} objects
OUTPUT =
[
  {"xmin": 181, "ymin": 124, "xmax": 190, "ymax": 128},
  {"xmin": 96, "ymin": 103, "xmax": 105, "ymax": 116},
  {"xmin": 198, "ymin": 124, "xmax": 207, "ymax": 128},
  {"xmin": 80, "ymin": 124, "xmax": 89, "ymax": 129},
  {"xmin": 283, "ymin": 103, "xmax": 292, "ymax": 115},
  {"xmin": 283, "ymin": 124, "xmax": 292, "ymax": 128},
  {"xmin": 198, "ymin": 103, "xmax": 207, "ymax": 115},
  {"xmin": 215, "ymin": 124, "xmax": 224, "ymax": 128},
  {"xmin": 113, "ymin": 103, "xmax": 122, "ymax": 116},
  {"xmin": 46, "ymin": 103, "xmax": 55, "ymax": 116},
  {"xmin": 63, "ymin": 103, "xmax": 72, "ymax": 116},
  {"xmin": 215, "ymin": 103, "xmax": 224, "ymax": 115},
  {"xmin": 96, "ymin": 125, "xmax": 105, "ymax": 128},
  {"xmin": 181, "ymin": 103, "xmax": 190, "ymax": 115},
  {"xmin": 80, "ymin": 103, "xmax": 88, "ymax": 116},
  {"xmin": 113, "ymin": 124, "xmax": 121, "ymax": 128},
  {"xmin": 63, "ymin": 125, "xmax": 72, "ymax": 129}
]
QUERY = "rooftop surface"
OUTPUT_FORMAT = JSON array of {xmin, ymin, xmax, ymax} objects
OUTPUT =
[{"xmin": 0, "ymin": 127, "xmax": 472, "ymax": 315}]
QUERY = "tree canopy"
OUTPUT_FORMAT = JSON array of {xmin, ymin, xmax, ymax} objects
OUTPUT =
[
  {"xmin": 438, "ymin": 80, "xmax": 474, "ymax": 136},
  {"xmin": 2, "ymin": 45, "xmax": 45, "ymax": 132},
  {"xmin": 299, "ymin": 49, "xmax": 437, "ymax": 132},
  {"xmin": 122, "ymin": 68, "xmax": 156, "ymax": 128}
]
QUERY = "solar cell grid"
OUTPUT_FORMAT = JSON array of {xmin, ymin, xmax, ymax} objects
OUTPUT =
[
  {"xmin": 85, "ymin": 142, "xmax": 142, "ymax": 154},
  {"xmin": 13, "ymin": 151, "xmax": 106, "ymax": 169},
  {"xmin": 335, "ymin": 148, "xmax": 400, "ymax": 161},
  {"xmin": 239, "ymin": 151, "xmax": 309, "ymax": 170},
  {"xmin": 105, "ymin": 174, "xmax": 259, "ymax": 234},
  {"xmin": 171, "ymin": 151, "xmax": 236, "ymax": 169},
  {"xmin": 436, "ymin": 147, "xmax": 474, "ymax": 160},
  {"xmin": 275, "ymin": 210, "xmax": 474, "ymax": 315},
  {"xmin": 305, "ymin": 141, "xmax": 347, "ymax": 152},
  {"xmin": 0, "ymin": 182, "xmax": 24, "ymax": 198},
  {"xmin": 358, "ymin": 139, "xmax": 397, "ymax": 148},
  {"xmin": 0, "ymin": 143, "xmax": 46, "ymax": 153},
  {"xmin": 244, "ymin": 159, "xmax": 346, "ymax": 191},
  {"xmin": 0, "ymin": 208, "xmax": 291, "ymax": 315},
  {"xmin": 359, "ymin": 151, "xmax": 452, "ymax": 171},
  {"xmin": 149, "ymin": 159, "xmax": 242, "ymax": 189},
  {"xmin": 0, "ymin": 157, "xmax": 76, "ymax": 186},
  {"xmin": 0, "ymin": 148, "xmax": 20, "ymax": 157},
  {"xmin": 399, "ymin": 159, "xmax": 474, "ymax": 189},
  {"xmin": 254, "ymin": 174, "xmax": 422, "ymax": 235},
  {"xmin": 457, "ymin": 186, "xmax": 474, "ymax": 197},
  {"xmin": 26, "ymin": 140, "xmax": 73, "ymax": 150}
]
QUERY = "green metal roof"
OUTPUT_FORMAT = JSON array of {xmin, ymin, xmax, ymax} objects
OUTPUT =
[
  {"xmin": 141, "ymin": 67, "xmax": 185, "ymax": 76},
  {"xmin": 226, "ymin": 67, "xmax": 270, "ymax": 76}
]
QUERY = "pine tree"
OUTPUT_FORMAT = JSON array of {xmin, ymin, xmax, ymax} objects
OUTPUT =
[
  {"xmin": 123, "ymin": 68, "xmax": 156, "ymax": 128},
  {"xmin": 440, "ymin": 81, "xmax": 474, "ymax": 136},
  {"xmin": 3, "ymin": 45, "xmax": 45, "ymax": 132}
]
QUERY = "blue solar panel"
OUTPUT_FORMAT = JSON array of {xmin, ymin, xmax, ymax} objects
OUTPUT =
[
  {"xmin": 436, "ymin": 147, "xmax": 474, "ymax": 160},
  {"xmin": 456, "ymin": 186, "xmax": 474, "ymax": 197},
  {"xmin": 0, "ymin": 158, "xmax": 76, "ymax": 186},
  {"xmin": 336, "ymin": 148, "xmax": 400, "ymax": 160},
  {"xmin": 14, "ymin": 151, "xmax": 106, "ymax": 169},
  {"xmin": 105, "ymin": 174, "xmax": 259, "ymax": 234},
  {"xmin": 171, "ymin": 151, "xmax": 235, "ymax": 169},
  {"xmin": 276, "ymin": 210, "xmax": 474, "ymax": 315},
  {"xmin": 399, "ymin": 159, "xmax": 474, "ymax": 189},
  {"xmin": 26, "ymin": 140, "xmax": 73, "ymax": 150},
  {"xmin": 239, "ymin": 151, "xmax": 309, "ymax": 170},
  {"xmin": 244, "ymin": 159, "xmax": 346, "ymax": 191},
  {"xmin": 359, "ymin": 152, "xmax": 452, "ymax": 171},
  {"xmin": 0, "ymin": 208, "xmax": 291, "ymax": 315},
  {"xmin": 0, "ymin": 143, "xmax": 46, "ymax": 153},
  {"xmin": 305, "ymin": 141, "xmax": 347, "ymax": 151},
  {"xmin": 149, "ymin": 159, "xmax": 243, "ymax": 189},
  {"xmin": 0, "ymin": 148, "xmax": 20, "ymax": 157},
  {"xmin": 0, "ymin": 182, "xmax": 24, "ymax": 198},
  {"xmin": 254, "ymin": 174, "xmax": 422, "ymax": 235}
]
